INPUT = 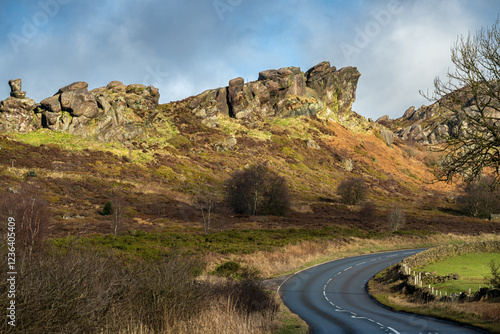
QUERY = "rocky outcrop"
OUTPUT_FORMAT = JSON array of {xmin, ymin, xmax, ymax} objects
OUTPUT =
[
  {"xmin": 36, "ymin": 81, "xmax": 159, "ymax": 142},
  {"xmin": 188, "ymin": 61, "xmax": 361, "ymax": 127},
  {"xmin": 392, "ymin": 84, "xmax": 500, "ymax": 145},
  {"xmin": 0, "ymin": 79, "xmax": 39, "ymax": 132},
  {"xmin": 0, "ymin": 61, "xmax": 361, "ymax": 142},
  {"xmin": 394, "ymin": 102, "xmax": 459, "ymax": 145},
  {"xmin": 0, "ymin": 78, "xmax": 159, "ymax": 142}
]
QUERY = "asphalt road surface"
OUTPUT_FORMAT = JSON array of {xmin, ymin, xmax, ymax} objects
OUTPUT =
[{"xmin": 278, "ymin": 249, "xmax": 483, "ymax": 334}]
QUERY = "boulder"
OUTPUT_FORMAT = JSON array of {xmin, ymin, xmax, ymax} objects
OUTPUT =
[
  {"xmin": 40, "ymin": 95, "xmax": 61, "ymax": 113},
  {"xmin": 107, "ymin": 81, "xmax": 127, "ymax": 93},
  {"xmin": 8, "ymin": 79, "xmax": 22, "ymax": 93},
  {"xmin": 376, "ymin": 115, "xmax": 390, "ymax": 123},
  {"xmin": 57, "ymin": 81, "xmax": 89, "ymax": 94},
  {"xmin": 8, "ymin": 79, "xmax": 27, "ymax": 98},
  {"xmin": 126, "ymin": 84, "xmax": 146, "ymax": 95},
  {"xmin": 60, "ymin": 91, "xmax": 99, "ymax": 118},
  {"xmin": 305, "ymin": 139, "xmax": 320, "ymax": 150},
  {"xmin": 380, "ymin": 128, "xmax": 394, "ymax": 146},
  {"xmin": 0, "ymin": 79, "xmax": 39, "ymax": 132}
]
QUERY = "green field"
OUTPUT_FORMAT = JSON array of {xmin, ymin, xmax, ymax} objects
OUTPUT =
[{"xmin": 416, "ymin": 252, "xmax": 500, "ymax": 294}]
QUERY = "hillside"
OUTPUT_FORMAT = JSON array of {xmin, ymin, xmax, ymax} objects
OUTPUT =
[{"xmin": 0, "ymin": 61, "xmax": 499, "ymax": 239}]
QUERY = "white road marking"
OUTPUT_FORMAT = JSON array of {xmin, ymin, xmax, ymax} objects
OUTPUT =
[{"xmin": 316, "ymin": 251, "xmax": 428, "ymax": 333}]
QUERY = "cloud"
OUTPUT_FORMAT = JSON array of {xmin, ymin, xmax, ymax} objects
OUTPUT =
[{"xmin": 0, "ymin": 0, "xmax": 498, "ymax": 120}]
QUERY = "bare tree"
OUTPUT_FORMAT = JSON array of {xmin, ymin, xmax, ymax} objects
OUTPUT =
[
  {"xmin": 194, "ymin": 189, "xmax": 218, "ymax": 234},
  {"xmin": 337, "ymin": 177, "xmax": 367, "ymax": 205},
  {"xmin": 111, "ymin": 192, "xmax": 126, "ymax": 235},
  {"xmin": 225, "ymin": 163, "xmax": 290, "ymax": 216},
  {"xmin": 456, "ymin": 176, "xmax": 500, "ymax": 218},
  {"xmin": 388, "ymin": 207, "xmax": 406, "ymax": 232},
  {"xmin": 0, "ymin": 183, "xmax": 49, "ymax": 255},
  {"xmin": 424, "ymin": 17, "xmax": 500, "ymax": 183}
]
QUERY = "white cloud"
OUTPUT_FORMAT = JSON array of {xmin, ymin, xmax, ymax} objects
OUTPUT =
[{"xmin": 0, "ymin": 0, "xmax": 497, "ymax": 121}]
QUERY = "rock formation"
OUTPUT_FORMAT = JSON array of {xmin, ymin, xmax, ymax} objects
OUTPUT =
[
  {"xmin": 187, "ymin": 61, "xmax": 361, "ymax": 127},
  {"xmin": 33, "ymin": 81, "xmax": 159, "ymax": 142},
  {"xmin": 0, "ymin": 61, "xmax": 362, "ymax": 143},
  {"xmin": 0, "ymin": 79, "xmax": 38, "ymax": 132}
]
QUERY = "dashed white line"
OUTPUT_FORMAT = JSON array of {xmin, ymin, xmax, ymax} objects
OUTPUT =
[{"xmin": 387, "ymin": 327, "xmax": 401, "ymax": 334}]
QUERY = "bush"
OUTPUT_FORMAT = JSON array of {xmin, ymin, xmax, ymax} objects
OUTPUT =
[
  {"xmin": 101, "ymin": 201, "xmax": 113, "ymax": 215},
  {"xmin": 457, "ymin": 177, "xmax": 500, "ymax": 218},
  {"xmin": 488, "ymin": 260, "xmax": 500, "ymax": 289},
  {"xmin": 215, "ymin": 261, "xmax": 241, "ymax": 277},
  {"xmin": 337, "ymin": 177, "xmax": 367, "ymax": 205},
  {"xmin": 0, "ymin": 246, "xmax": 278, "ymax": 333},
  {"xmin": 359, "ymin": 201, "xmax": 377, "ymax": 222},
  {"xmin": 0, "ymin": 182, "xmax": 49, "ymax": 255},
  {"xmin": 388, "ymin": 207, "xmax": 406, "ymax": 231},
  {"xmin": 225, "ymin": 163, "xmax": 290, "ymax": 216}
]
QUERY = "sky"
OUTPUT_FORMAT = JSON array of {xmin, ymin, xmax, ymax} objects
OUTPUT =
[{"xmin": 1, "ymin": 0, "xmax": 499, "ymax": 120}]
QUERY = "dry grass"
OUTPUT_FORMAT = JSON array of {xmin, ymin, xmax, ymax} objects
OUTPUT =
[
  {"xmin": 109, "ymin": 296, "xmax": 281, "ymax": 334},
  {"xmin": 240, "ymin": 233, "xmax": 499, "ymax": 277},
  {"xmin": 441, "ymin": 301, "xmax": 500, "ymax": 322}
]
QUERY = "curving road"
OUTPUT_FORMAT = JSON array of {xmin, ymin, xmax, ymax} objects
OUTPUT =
[{"xmin": 278, "ymin": 249, "xmax": 482, "ymax": 334}]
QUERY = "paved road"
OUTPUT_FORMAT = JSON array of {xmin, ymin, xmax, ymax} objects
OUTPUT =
[{"xmin": 278, "ymin": 249, "xmax": 483, "ymax": 334}]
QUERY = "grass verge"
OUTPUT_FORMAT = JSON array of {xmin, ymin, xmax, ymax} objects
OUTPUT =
[{"xmin": 368, "ymin": 265, "xmax": 500, "ymax": 333}]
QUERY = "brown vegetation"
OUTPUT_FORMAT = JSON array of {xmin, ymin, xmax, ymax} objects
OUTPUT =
[{"xmin": 0, "ymin": 246, "xmax": 280, "ymax": 333}]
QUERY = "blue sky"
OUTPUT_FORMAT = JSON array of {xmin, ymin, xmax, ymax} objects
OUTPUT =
[{"xmin": 1, "ymin": 0, "xmax": 499, "ymax": 120}]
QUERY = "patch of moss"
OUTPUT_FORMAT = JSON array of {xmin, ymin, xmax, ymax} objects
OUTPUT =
[{"xmin": 167, "ymin": 134, "xmax": 192, "ymax": 149}]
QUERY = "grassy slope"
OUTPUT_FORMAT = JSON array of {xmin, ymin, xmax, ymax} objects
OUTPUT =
[
  {"xmin": 415, "ymin": 252, "xmax": 500, "ymax": 293},
  {"xmin": 1, "ymin": 100, "xmax": 491, "ymax": 238},
  {"xmin": 1, "ymin": 100, "xmax": 500, "ymax": 333}
]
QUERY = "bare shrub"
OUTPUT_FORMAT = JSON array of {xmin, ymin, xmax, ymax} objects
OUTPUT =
[
  {"xmin": 388, "ymin": 207, "xmax": 406, "ymax": 231},
  {"xmin": 0, "ymin": 245, "xmax": 279, "ymax": 333},
  {"xmin": 457, "ymin": 177, "xmax": 500, "ymax": 218},
  {"xmin": 111, "ymin": 192, "xmax": 126, "ymax": 235},
  {"xmin": 359, "ymin": 201, "xmax": 377, "ymax": 222},
  {"xmin": 337, "ymin": 177, "xmax": 367, "ymax": 205},
  {"xmin": 0, "ymin": 247, "xmax": 132, "ymax": 333},
  {"xmin": 0, "ymin": 182, "xmax": 49, "ymax": 255},
  {"xmin": 132, "ymin": 255, "xmax": 207, "ymax": 330},
  {"xmin": 225, "ymin": 163, "xmax": 290, "ymax": 216},
  {"xmin": 194, "ymin": 188, "xmax": 220, "ymax": 234}
]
